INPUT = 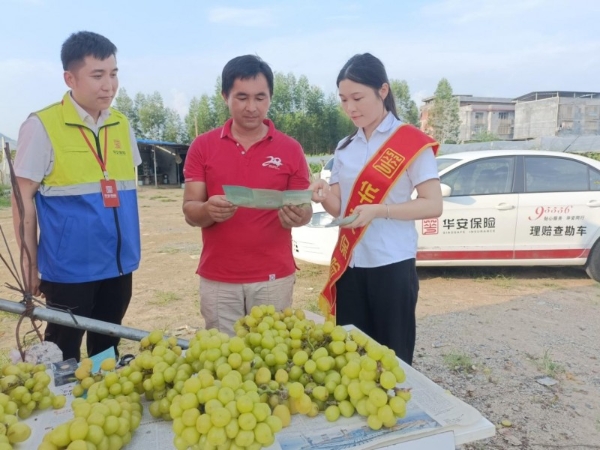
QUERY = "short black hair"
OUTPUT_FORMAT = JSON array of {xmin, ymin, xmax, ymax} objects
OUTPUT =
[
  {"xmin": 61, "ymin": 31, "xmax": 117, "ymax": 71},
  {"xmin": 221, "ymin": 55, "xmax": 274, "ymax": 97}
]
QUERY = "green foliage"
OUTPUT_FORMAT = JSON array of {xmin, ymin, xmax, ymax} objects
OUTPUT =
[
  {"xmin": 443, "ymin": 352, "xmax": 475, "ymax": 373},
  {"xmin": 118, "ymin": 72, "xmax": 423, "ymax": 154},
  {"xmin": 151, "ymin": 290, "xmax": 181, "ymax": 305},
  {"xmin": 309, "ymin": 162, "xmax": 322, "ymax": 174},
  {"xmin": 581, "ymin": 152, "xmax": 600, "ymax": 162},
  {"xmin": 390, "ymin": 79, "xmax": 420, "ymax": 127},
  {"xmin": 535, "ymin": 350, "xmax": 565, "ymax": 378},
  {"xmin": 114, "ymin": 89, "xmax": 188, "ymax": 143},
  {"xmin": 268, "ymin": 73, "xmax": 354, "ymax": 154},
  {"xmin": 0, "ymin": 184, "xmax": 11, "ymax": 208},
  {"xmin": 471, "ymin": 130, "xmax": 500, "ymax": 142},
  {"xmin": 427, "ymin": 78, "xmax": 460, "ymax": 144}
]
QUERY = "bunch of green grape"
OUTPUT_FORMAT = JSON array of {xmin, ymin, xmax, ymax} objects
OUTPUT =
[
  {"xmin": 169, "ymin": 368, "xmax": 282, "ymax": 450},
  {"xmin": 128, "ymin": 331, "xmax": 191, "ymax": 422},
  {"xmin": 60, "ymin": 305, "xmax": 412, "ymax": 449},
  {"xmin": 0, "ymin": 393, "xmax": 31, "ymax": 450},
  {"xmin": 231, "ymin": 306, "xmax": 410, "ymax": 429},
  {"xmin": 0, "ymin": 362, "xmax": 66, "ymax": 420},
  {"xmin": 38, "ymin": 396, "xmax": 142, "ymax": 450}
]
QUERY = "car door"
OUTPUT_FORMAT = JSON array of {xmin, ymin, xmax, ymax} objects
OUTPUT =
[
  {"xmin": 514, "ymin": 155, "xmax": 600, "ymax": 262},
  {"xmin": 418, "ymin": 156, "xmax": 518, "ymax": 263}
]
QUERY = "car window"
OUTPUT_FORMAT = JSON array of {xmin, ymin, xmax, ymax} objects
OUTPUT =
[
  {"xmin": 441, "ymin": 157, "xmax": 515, "ymax": 196},
  {"xmin": 324, "ymin": 158, "xmax": 334, "ymax": 170},
  {"xmin": 524, "ymin": 156, "xmax": 590, "ymax": 193},
  {"xmin": 436, "ymin": 158, "xmax": 460, "ymax": 172},
  {"xmin": 590, "ymin": 167, "xmax": 600, "ymax": 191}
]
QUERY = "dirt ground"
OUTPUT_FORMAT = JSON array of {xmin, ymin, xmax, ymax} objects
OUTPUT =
[{"xmin": 1, "ymin": 186, "xmax": 599, "ymax": 449}]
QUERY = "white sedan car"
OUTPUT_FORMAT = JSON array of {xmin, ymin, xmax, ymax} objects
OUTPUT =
[{"xmin": 292, "ymin": 150, "xmax": 600, "ymax": 281}]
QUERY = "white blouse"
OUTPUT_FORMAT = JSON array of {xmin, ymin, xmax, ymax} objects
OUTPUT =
[{"xmin": 330, "ymin": 112, "xmax": 438, "ymax": 268}]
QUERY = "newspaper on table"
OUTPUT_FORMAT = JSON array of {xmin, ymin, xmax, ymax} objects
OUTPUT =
[{"xmin": 223, "ymin": 185, "xmax": 312, "ymax": 209}]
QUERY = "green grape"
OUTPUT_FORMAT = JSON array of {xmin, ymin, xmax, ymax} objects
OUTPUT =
[
  {"xmin": 324, "ymin": 405, "xmax": 341, "ymax": 422},
  {"xmin": 254, "ymin": 422, "xmax": 274, "ymax": 446},
  {"xmin": 210, "ymin": 407, "xmax": 232, "ymax": 428},
  {"xmin": 338, "ymin": 400, "xmax": 355, "ymax": 418},
  {"xmin": 311, "ymin": 386, "xmax": 329, "ymax": 402},
  {"xmin": 389, "ymin": 396, "xmax": 407, "ymax": 417},
  {"xmin": 377, "ymin": 404, "xmax": 395, "ymax": 425},
  {"xmin": 369, "ymin": 388, "xmax": 388, "ymax": 408},
  {"xmin": 367, "ymin": 414, "xmax": 383, "ymax": 430},
  {"xmin": 334, "ymin": 384, "xmax": 348, "ymax": 401}
]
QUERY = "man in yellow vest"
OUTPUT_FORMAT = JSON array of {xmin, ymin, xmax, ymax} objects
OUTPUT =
[{"xmin": 12, "ymin": 31, "xmax": 141, "ymax": 362}]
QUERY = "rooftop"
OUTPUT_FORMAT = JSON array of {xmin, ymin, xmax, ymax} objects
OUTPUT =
[{"xmin": 513, "ymin": 91, "xmax": 600, "ymax": 102}]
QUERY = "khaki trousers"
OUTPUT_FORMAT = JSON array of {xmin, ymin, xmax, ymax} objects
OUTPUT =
[{"xmin": 199, "ymin": 274, "xmax": 295, "ymax": 335}]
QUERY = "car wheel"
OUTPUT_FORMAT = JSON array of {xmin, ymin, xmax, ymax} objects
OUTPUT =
[{"xmin": 585, "ymin": 241, "xmax": 600, "ymax": 282}]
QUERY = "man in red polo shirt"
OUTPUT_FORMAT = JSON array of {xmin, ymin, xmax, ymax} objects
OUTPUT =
[{"xmin": 183, "ymin": 55, "xmax": 312, "ymax": 334}]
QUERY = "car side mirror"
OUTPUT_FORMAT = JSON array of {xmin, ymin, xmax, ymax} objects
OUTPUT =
[{"xmin": 440, "ymin": 183, "xmax": 452, "ymax": 197}]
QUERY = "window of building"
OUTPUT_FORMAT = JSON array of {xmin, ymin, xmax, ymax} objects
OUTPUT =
[
  {"xmin": 585, "ymin": 105, "xmax": 599, "ymax": 117},
  {"xmin": 499, "ymin": 112, "xmax": 509, "ymax": 120},
  {"xmin": 474, "ymin": 112, "xmax": 483, "ymax": 120},
  {"xmin": 497, "ymin": 125, "xmax": 511, "ymax": 135},
  {"xmin": 561, "ymin": 105, "xmax": 574, "ymax": 120}
]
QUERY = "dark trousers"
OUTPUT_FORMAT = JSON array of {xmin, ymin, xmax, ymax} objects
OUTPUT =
[
  {"xmin": 40, "ymin": 273, "xmax": 133, "ymax": 362},
  {"xmin": 335, "ymin": 259, "xmax": 419, "ymax": 365}
]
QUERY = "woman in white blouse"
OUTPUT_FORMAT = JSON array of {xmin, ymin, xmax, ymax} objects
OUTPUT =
[{"xmin": 311, "ymin": 53, "xmax": 442, "ymax": 364}]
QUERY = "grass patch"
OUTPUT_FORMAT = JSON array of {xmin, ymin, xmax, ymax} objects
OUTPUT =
[
  {"xmin": 304, "ymin": 301, "xmax": 321, "ymax": 315},
  {"xmin": 0, "ymin": 349, "xmax": 10, "ymax": 366},
  {"xmin": 536, "ymin": 350, "xmax": 565, "ymax": 378},
  {"xmin": 151, "ymin": 290, "xmax": 180, "ymax": 305},
  {"xmin": 0, "ymin": 310, "xmax": 18, "ymax": 320},
  {"xmin": 443, "ymin": 351, "xmax": 475, "ymax": 373},
  {"xmin": 157, "ymin": 243, "xmax": 200, "ymax": 255},
  {"xmin": 0, "ymin": 184, "xmax": 10, "ymax": 208}
]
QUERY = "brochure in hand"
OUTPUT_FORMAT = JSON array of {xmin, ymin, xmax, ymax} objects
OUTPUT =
[
  {"xmin": 223, "ymin": 185, "xmax": 312, "ymax": 209},
  {"xmin": 325, "ymin": 214, "xmax": 359, "ymax": 227}
]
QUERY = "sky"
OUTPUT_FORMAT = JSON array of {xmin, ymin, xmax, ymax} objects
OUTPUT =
[{"xmin": 1, "ymin": 0, "xmax": 599, "ymax": 140}]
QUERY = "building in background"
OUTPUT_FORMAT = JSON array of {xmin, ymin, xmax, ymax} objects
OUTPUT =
[
  {"xmin": 420, "ymin": 95, "xmax": 515, "ymax": 142},
  {"xmin": 513, "ymin": 91, "xmax": 600, "ymax": 139}
]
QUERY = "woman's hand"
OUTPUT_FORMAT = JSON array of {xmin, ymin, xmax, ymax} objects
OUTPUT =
[
  {"xmin": 342, "ymin": 204, "xmax": 384, "ymax": 229},
  {"xmin": 310, "ymin": 179, "xmax": 330, "ymax": 203}
]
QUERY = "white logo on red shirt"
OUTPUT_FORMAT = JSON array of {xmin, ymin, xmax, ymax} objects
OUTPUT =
[{"xmin": 262, "ymin": 156, "xmax": 283, "ymax": 169}]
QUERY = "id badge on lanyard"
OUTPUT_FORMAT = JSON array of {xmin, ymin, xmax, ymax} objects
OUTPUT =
[{"xmin": 79, "ymin": 127, "xmax": 121, "ymax": 208}]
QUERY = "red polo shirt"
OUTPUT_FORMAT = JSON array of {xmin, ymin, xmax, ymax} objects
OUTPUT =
[{"xmin": 184, "ymin": 119, "xmax": 311, "ymax": 283}]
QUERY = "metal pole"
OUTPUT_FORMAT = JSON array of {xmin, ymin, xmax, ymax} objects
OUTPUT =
[
  {"xmin": 0, "ymin": 298, "xmax": 189, "ymax": 349},
  {"xmin": 152, "ymin": 146, "xmax": 158, "ymax": 188}
]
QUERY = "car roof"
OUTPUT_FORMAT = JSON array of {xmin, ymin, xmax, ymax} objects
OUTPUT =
[{"xmin": 439, "ymin": 150, "xmax": 600, "ymax": 165}]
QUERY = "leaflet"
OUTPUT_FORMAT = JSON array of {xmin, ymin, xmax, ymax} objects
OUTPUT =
[
  {"xmin": 223, "ymin": 185, "xmax": 312, "ymax": 209},
  {"xmin": 325, "ymin": 214, "xmax": 359, "ymax": 227}
]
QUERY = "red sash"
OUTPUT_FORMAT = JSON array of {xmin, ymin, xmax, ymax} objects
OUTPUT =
[{"xmin": 318, "ymin": 125, "xmax": 439, "ymax": 319}]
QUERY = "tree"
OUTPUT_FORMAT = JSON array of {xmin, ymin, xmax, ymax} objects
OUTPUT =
[
  {"xmin": 114, "ymin": 89, "xmax": 140, "ymax": 135},
  {"xmin": 390, "ymin": 80, "xmax": 420, "ymax": 127},
  {"xmin": 472, "ymin": 130, "xmax": 500, "ymax": 142},
  {"xmin": 185, "ymin": 94, "xmax": 215, "ymax": 141},
  {"xmin": 163, "ymin": 109, "xmax": 187, "ymax": 143},
  {"xmin": 427, "ymin": 78, "xmax": 460, "ymax": 144},
  {"xmin": 211, "ymin": 78, "xmax": 230, "ymax": 126}
]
